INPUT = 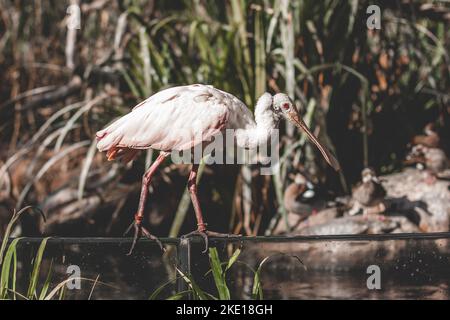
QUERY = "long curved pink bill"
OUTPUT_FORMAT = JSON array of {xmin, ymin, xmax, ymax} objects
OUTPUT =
[{"xmin": 290, "ymin": 114, "xmax": 341, "ymax": 171}]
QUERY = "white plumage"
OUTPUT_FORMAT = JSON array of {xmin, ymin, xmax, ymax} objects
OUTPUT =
[
  {"xmin": 95, "ymin": 84, "xmax": 339, "ymax": 254},
  {"xmin": 97, "ymin": 84, "xmax": 257, "ymax": 155}
]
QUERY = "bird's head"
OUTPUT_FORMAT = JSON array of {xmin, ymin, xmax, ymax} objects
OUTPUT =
[
  {"xmin": 410, "ymin": 144, "xmax": 428, "ymax": 157},
  {"xmin": 273, "ymin": 93, "xmax": 340, "ymax": 171},
  {"xmin": 361, "ymin": 167, "xmax": 377, "ymax": 183}
]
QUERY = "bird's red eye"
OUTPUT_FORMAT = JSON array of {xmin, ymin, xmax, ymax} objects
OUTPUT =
[{"xmin": 282, "ymin": 103, "xmax": 290, "ymax": 110}]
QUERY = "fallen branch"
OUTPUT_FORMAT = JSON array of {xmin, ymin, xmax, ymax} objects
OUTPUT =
[{"xmin": 18, "ymin": 76, "xmax": 82, "ymax": 111}]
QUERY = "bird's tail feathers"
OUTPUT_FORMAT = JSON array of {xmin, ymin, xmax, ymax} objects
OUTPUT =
[{"xmin": 95, "ymin": 114, "xmax": 132, "ymax": 152}]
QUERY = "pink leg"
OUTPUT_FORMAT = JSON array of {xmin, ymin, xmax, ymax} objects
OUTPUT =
[
  {"xmin": 184, "ymin": 164, "xmax": 241, "ymax": 253},
  {"xmin": 135, "ymin": 151, "xmax": 169, "ymax": 222},
  {"xmin": 125, "ymin": 151, "xmax": 169, "ymax": 255},
  {"xmin": 188, "ymin": 164, "xmax": 207, "ymax": 232}
]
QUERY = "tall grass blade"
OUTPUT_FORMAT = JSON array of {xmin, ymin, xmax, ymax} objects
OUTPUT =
[
  {"xmin": 208, "ymin": 247, "xmax": 230, "ymax": 300},
  {"xmin": 0, "ymin": 238, "xmax": 22, "ymax": 299},
  {"xmin": 175, "ymin": 268, "xmax": 209, "ymax": 300},
  {"xmin": 38, "ymin": 259, "xmax": 53, "ymax": 300},
  {"xmin": 78, "ymin": 138, "xmax": 98, "ymax": 200},
  {"xmin": 225, "ymin": 248, "xmax": 241, "ymax": 272},
  {"xmin": 27, "ymin": 237, "xmax": 50, "ymax": 299}
]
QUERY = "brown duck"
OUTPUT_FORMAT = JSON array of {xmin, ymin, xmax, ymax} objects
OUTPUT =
[
  {"xmin": 283, "ymin": 173, "xmax": 327, "ymax": 221},
  {"xmin": 407, "ymin": 144, "xmax": 449, "ymax": 182},
  {"xmin": 349, "ymin": 168, "xmax": 387, "ymax": 216},
  {"xmin": 411, "ymin": 123, "xmax": 440, "ymax": 148}
]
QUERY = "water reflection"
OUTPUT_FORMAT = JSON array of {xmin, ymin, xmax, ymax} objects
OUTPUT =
[
  {"xmin": 8, "ymin": 237, "xmax": 450, "ymax": 299},
  {"xmin": 258, "ymin": 272, "xmax": 450, "ymax": 299},
  {"xmin": 227, "ymin": 238, "xmax": 450, "ymax": 299}
]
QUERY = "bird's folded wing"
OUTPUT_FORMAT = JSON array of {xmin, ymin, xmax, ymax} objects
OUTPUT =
[{"xmin": 96, "ymin": 85, "xmax": 230, "ymax": 152}]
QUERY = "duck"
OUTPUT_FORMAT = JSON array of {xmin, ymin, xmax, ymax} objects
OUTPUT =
[
  {"xmin": 283, "ymin": 173, "xmax": 328, "ymax": 221},
  {"xmin": 349, "ymin": 168, "xmax": 387, "ymax": 217},
  {"xmin": 411, "ymin": 123, "xmax": 440, "ymax": 148},
  {"xmin": 406, "ymin": 144, "xmax": 449, "ymax": 183}
]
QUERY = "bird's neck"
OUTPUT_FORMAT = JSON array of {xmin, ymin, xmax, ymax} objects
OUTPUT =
[{"xmin": 236, "ymin": 93, "xmax": 279, "ymax": 149}]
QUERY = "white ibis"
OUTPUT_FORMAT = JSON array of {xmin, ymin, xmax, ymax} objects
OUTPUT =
[{"xmin": 96, "ymin": 84, "xmax": 340, "ymax": 254}]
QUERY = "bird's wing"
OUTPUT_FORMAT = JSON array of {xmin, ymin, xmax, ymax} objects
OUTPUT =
[
  {"xmin": 96, "ymin": 85, "xmax": 240, "ymax": 152},
  {"xmin": 351, "ymin": 182, "xmax": 369, "ymax": 205}
]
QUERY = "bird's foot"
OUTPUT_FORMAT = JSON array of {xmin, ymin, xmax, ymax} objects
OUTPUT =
[
  {"xmin": 181, "ymin": 228, "xmax": 241, "ymax": 254},
  {"xmin": 123, "ymin": 215, "xmax": 165, "ymax": 255}
]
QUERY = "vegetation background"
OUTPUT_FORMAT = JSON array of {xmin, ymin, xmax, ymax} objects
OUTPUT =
[{"xmin": 0, "ymin": 0, "xmax": 448, "ymax": 239}]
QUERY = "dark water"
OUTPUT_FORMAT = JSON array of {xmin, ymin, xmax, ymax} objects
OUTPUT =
[
  {"xmin": 235, "ymin": 270, "xmax": 450, "ymax": 299},
  {"xmin": 191, "ymin": 239, "xmax": 450, "ymax": 300},
  {"xmin": 7, "ymin": 237, "xmax": 450, "ymax": 300}
]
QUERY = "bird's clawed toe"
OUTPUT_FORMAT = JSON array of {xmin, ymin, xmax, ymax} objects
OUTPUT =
[
  {"xmin": 124, "ymin": 220, "xmax": 165, "ymax": 255},
  {"xmin": 181, "ymin": 229, "xmax": 210, "ymax": 253},
  {"xmin": 181, "ymin": 229, "xmax": 241, "ymax": 254}
]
